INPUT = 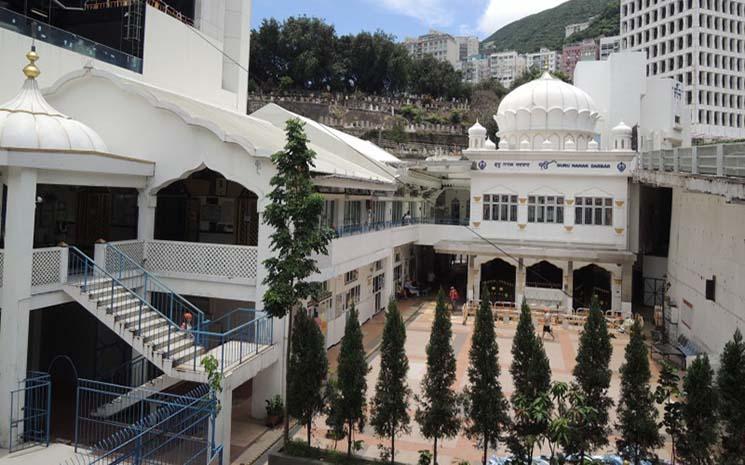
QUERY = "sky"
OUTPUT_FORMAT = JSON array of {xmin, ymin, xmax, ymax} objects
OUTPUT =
[{"xmin": 251, "ymin": 0, "xmax": 568, "ymax": 40}]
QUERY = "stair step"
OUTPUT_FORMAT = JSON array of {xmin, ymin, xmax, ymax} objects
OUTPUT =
[
  {"xmin": 104, "ymin": 297, "xmax": 142, "ymax": 314},
  {"xmin": 120, "ymin": 310, "xmax": 162, "ymax": 329},
  {"xmin": 164, "ymin": 335, "xmax": 197, "ymax": 357},
  {"xmin": 172, "ymin": 344, "xmax": 206, "ymax": 367},
  {"xmin": 150, "ymin": 331, "xmax": 190, "ymax": 352}
]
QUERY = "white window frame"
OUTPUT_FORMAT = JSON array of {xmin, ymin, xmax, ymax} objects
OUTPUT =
[
  {"xmin": 575, "ymin": 197, "xmax": 614, "ymax": 226},
  {"xmin": 483, "ymin": 194, "xmax": 518, "ymax": 222},
  {"xmin": 527, "ymin": 195, "xmax": 565, "ymax": 224}
]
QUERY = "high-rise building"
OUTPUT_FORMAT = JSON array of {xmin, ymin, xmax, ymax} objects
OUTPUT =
[
  {"xmin": 562, "ymin": 39, "xmax": 600, "ymax": 80},
  {"xmin": 599, "ymin": 35, "xmax": 621, "ymax": 60},
  {"xmin": 526, "ymin": 48, "xmax": 560, "ymax": 72},
  {"xmin": 620, "ymin": 0, "xmax": 745, "ymax": 139},
  {"xmin": 403, "ymin": 30, "xmax": 460, "ymax": 68},
  {"xmin": 489, "ymin": 51, "xmax": 527, "ymax": 88},
  {"xmin": 455, "ymin": 35, "xmax": 480, "ymax": 61},
  {"xmin": 459, "ymin": 56, "xmax": 491, "ymax": 84}
]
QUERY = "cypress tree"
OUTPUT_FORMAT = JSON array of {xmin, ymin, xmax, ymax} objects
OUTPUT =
[
  {"xmin": 679, "ymin": 354, "xmax": 719, "ymax": 465},
  {"xmin": 716, "ymin": 329, "xmax": 745, "ymax": 465},
  {"xmin": 464, "ymin": 288, "xmax": 510, "ymax": 465},
  {"xmin": 286, "ymin": 310, "xmax": 328, "ymax": 445},
  {"xmin": 617, "ymin": 321, "xmax": 662, "ymax": 465},
  {"xmin": 371, "ymin": 300, "xmax": 411, "ymax": 464},
  {"xmin": 508, "ymin": 298, "xmax": 551, "ymax": 463},
  {"xmin": 336, "ymin": 305, "xmax": 369, "ymax": 456},
  {"xmin": 570, "ymin": 296, "xmax": 613, "ymax": 461},
  {"xmin": 262, "ymin": 118, "xmax": 333, "ymax": 441},
  {"xmin": 415, "ymin": 289, "xmax": 461, "ymax": 465},
  {"xmin": 654, "ymin": 360, "xmax": 683, "ymax": 465}
]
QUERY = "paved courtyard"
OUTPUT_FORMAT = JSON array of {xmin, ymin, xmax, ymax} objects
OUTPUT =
[{"xmin": 298, "ymin": 299, "xmax": 668, "ymax": 465}]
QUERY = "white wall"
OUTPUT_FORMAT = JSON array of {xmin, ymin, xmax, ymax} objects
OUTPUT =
[
  {"xmin": 667, "ymin": 187, "xmax": 745, "ymax": 354},
  {"xmin": 0, "ymin": 3, "xmax": 246, "ymax": 112}
]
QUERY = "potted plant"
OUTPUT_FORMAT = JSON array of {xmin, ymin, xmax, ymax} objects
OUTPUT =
[{"xmin": 264, "ymin": 394, "xmax": 284, "ymax": 427}]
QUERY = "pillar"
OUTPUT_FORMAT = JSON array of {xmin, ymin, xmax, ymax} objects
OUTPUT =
[
  {"xmin": 215, "ymin": 385, "xmax": 233, "ymax": 465},
  {"xmin": 467, "ymin": 256, "xmax": 481, "ymax": 302},
  {"xmin": 384, "ymin": 251, "xmax": 395, "ymax": 303},
  {"xmin": 611, "ymin": 267, "xmax": 623, "ymax": 314},
  {"xmin": 515, "ymin": 258, "xmax": 526, "ymax": 306},
  {"xmin": 250, "ymin": 361, "xmax": 283, "ymax": 418},
  {"xmin": 564, "ymin": 260, "xmax": 574, "ymax": 312},
  {"xmin": 0, "ymin": 167, "xmax": 38, "ymax": 448},
  {"xmin": 621, "ymin": 262, "xmax": 633, "ymax": 317},
  {"xmin": 137, "ymin": 189, "xmax": 157, "ymax": 241}
]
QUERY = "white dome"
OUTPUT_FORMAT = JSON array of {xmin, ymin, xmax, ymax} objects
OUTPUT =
[
  {"xmin": 612, "ymin": 121, "xmax": 632, "ymax": 134},
  {"xmin": 495, "ymin": 72, "xmax": 600, "ymax": 151},
  {"xmin": 0, "ymin": 50, "xmax": 107, "ymax": 152},
  {"xmin": 468, "ymin": 120, "xmax": 487, "ymax": 136},
  {"xmin": 484, "ymin": 137, "xmax": 496, "ymax": 149}
]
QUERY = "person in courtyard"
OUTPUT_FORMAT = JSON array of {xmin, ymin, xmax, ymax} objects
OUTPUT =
[
  {"xmin": 542, "ymin": 309, "xmax": 555, "ymax": 340},
  {"xmin": 401, "ymin": 210, "xmax": 411, "ymax": 225},
  {"xmin": 448, "ymin": 286, "xmax": 459, "ymax": 312}
]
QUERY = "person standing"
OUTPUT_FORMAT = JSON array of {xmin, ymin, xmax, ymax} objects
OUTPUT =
[
  {"xmin": 448, "ymin": 286, "xmax": 460, "ymax": 313},
  {"xmin": 542, "ymin": 309, "xmax": 555, "ymax": 340}
]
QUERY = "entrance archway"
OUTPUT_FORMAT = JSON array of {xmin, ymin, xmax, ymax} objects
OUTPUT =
[
  {"xmin": 155, "ymin": 168, "xmax": 259, "ymax": 246},
  {"xmin": 573, "ymin": 264, "xmax": 611, "ymax": 310},
  {"xmin": 47, "ymin": 355, "xmax": 79, "ymax": 443},
  {"xmin": 526, "ymin": 260, "xmax": 563, "ymax": 289},
  {"xmin": 480, "ymin": 258, "xmax": 516, "ymax": 303}
]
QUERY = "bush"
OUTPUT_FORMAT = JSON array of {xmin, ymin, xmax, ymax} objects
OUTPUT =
[{"xmin": 283, "ymin": 440, "xmax": 404, "ymax": 465}]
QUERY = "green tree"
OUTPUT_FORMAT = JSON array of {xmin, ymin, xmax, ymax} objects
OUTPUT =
[
  {"xmin": 463, "ymin": 289, "xmax": 510, "ymax": 465},
  {"xmin": 336, "ymin": 305, "xmax": 369, "ymax": 456},
  {"xmin": 324, "ymin": 378, "xmax": 346, "ymax": 451},
  {"xmin": 570, "ymin": 297, "xmax": 613, "ymax": 460},
  {"xmin": 262, "ymin": 119, "xmax": 333, "ymax": 442},
  {"xmin": 508, "ymin": 299, "xmax": 552, "ymax": 464},
  {"xmin": 679, "ymin": 354, "xmax": 719, "ymax": 465},
  {"xmin": 287, "ymin": 310, "xmax": 328, "ymax": 445},
  {"xmin": 716, "ymin": 329, "xmax": 745, "ymax": 465},
  {"xmin": 617, "ymin": 321, "xmax": 662, "ymax": 464},
  {"xmin": 415, "ymin": 290, "xmax": 461, "ymax": 465},
  {"xmin": 654, "ymin": 360, "xmax": 683, "ymax": 465},
  {"xmin": 371, "ymin": 300, "xmax": 411, "ymax": 463}
]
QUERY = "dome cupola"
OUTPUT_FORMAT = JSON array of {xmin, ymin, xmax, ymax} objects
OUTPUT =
[
  {"xmin": 611, "ymin": 121, "xmax": 633, "ymax": 152},
  {"xmin": 0, "ymin": 48, "xmax": 108, "ymax": 152},
  {"xmin": 495, "ymin": 71, "xmax": 600, "ymax": 151},
  {"xmin": 468, "ymin": 120, "xmax": 489, "ymax": 150}
]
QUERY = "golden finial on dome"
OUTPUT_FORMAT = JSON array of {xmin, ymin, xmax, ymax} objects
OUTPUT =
[{"xmin": 23, "ymin": 45, "xmax": 40, "ymax": 79}]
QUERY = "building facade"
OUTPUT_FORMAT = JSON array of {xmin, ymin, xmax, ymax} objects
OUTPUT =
[
  {"xmin": 403, "ymin": 30, "xmax": 460, "ymax": 68},
  {"xmin": 455, "ymin": 35, "xmax": 480, "ymax": 61},
  {"xmin": 489, "ymin": 51, "xmax": 527, "ymax": 88},
  {"xmin": 526, "ymin": 48, "xmax": 560, "ymax": 72},
  {"xmin": 562, "ymin": 39, "xmax": 600, "ymax": 80},
  {"xmin": 620, "ymin": 0, "xmax": 745, "ymax": 139},
  {"xmin": 600, "ymin": 35, "xmax": 622, "ymax": 60}
]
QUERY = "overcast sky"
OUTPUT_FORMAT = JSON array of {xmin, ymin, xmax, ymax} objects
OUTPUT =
[{"xmin": 251, "ymin": 0, "xmax": 568, "ymax": 39}]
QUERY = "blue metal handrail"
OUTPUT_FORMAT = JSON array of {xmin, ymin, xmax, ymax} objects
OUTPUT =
[
  {"xmin": 187, "ymin": 314, "xmax": 273, "ymax": 373},
  {"xmin": 9, "ymin": 371, "xmax": 51, "ymax": 452},
  {"xmin": 98, "ymin": 355, "xmax": 161, "ymax": 388},
  {"xmin": 105, "ymin": 243, "xmax": 206, "ymax": 330},
  {"xmin": 68, "ymin": 246, "xmax": 188, "ymax": 359}
]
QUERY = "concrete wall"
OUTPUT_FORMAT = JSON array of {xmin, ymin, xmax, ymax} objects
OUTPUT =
[
  {"xmin": 0, "ymin": 3, "xmax": 246, "ymax": 112},
  {"xmin": 667, "ymin": 187, "xmax": 745, "ymax": 354}
]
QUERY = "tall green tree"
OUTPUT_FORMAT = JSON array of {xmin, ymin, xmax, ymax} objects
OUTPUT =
[
  {"xmin": 654, "ymin": 361, "xmax": 683, "ymax": 465},
  {"xmin": 570, "ymin": 297, "xmax": 613, "ymax": 460},
  {"xmin": 716, "ymin": 329, "xmax": 745, "ymax": 465},
  {"xmin": 463, "ymin": 288, "xmax": 510, "ymax": 465},
  {"xmin": 616, "ymin": 321, "xmax": 662, "ymax": 465},
  {"xmin": 286, "ymin": 310, "xmax": 328, "ymax": 445},
  {"xmin": 262, "ymin": 118, "xmax": 333, "ymax": 442},
  {"xmin": 416, "ymin": 290, "xmax": 461, "ymax": 465},
  {"xmin": 679, "ymin": 354, "xmax": 719, "ymax": 465},
  {"xmin": 370, "ymin": 300, "xmax": 411, "ymax": 464},
  {"xmin": 336, "ymin": 305, "xmax": 369, "ymax": 456},
  {"xmin": 508, "ymin": 299, "xmax": 551, "ymax": 463}
]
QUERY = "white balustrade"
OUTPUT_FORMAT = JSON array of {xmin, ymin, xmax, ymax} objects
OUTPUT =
[
  {"xmin": 31, "ymin": 247, "xmax": 65, "ymax": 288},
  {"xmin": 639, "ymin": 142, "xmax": 745, "ymax": 179},
  {"xmin": 108, "ymin": 239, "xmax": 258, "ymax": 283},
  {"xmin": 0, "ymin": 249, "xmax": 3, "ymax": 287}
]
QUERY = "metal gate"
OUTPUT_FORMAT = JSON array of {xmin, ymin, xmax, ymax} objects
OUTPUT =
[
  {"xmin": 8, "ymin": 371, "xmax": 51, "ymax": 452},
  {"xmin": 643, "ymin": 277, "xmax": 665, "ymax": 307}
]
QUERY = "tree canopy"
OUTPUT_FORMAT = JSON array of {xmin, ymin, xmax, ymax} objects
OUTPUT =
[{"xmin": 250, "ymin": 17, "xmax": 467, "ymax": 98}]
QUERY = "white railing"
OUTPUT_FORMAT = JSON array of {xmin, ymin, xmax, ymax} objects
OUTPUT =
[
  {"xmin": 638, "ymin": 142, "xmax": 745, "ymax": 178},
  {"xmin": 106, "ymin": 239, "xmax": 258, "ymax": 283},
  {"xmin": 524, "ymin": 286, "xmax": 566, "ymax": 306},
  {"xmin": 31, "ymin": 247, "xmax": 66, "ymax": 288},
  {"xmin": 0, "ymin": 249, "xmax": 4, "ymax": 287}
]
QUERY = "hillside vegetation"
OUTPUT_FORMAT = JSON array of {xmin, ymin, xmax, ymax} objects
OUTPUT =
[
  {"xmin": 481, "ymin": 0, "xmax": 616, "ymax": 53},
  {"xmin": 565, "ymin": 1, "xmax": 620, "ymax": 43}
]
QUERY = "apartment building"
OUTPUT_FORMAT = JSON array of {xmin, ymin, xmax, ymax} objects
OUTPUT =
[
  {"xmin": 526, "ymin": 47, "xmax": 560, "ymax": 72},
  {"xmin": 489, "ymin": 51, "xmax": 527, "ymax": 88},
  {"xmin": 403, "ymin": 30, "xmax": 460, "ymax": 68}
]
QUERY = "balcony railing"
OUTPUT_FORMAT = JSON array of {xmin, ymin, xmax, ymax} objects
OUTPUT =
[
  {"xmin": 103, "ymin": 239, "xmax": 259, "ymax": 283},
  {"xmin": 334, "ymin": 217, "xmax": 469, "ymax": 238},
  {"xmin": 0, "ymin": 6, "xmax": 143, "ymax": 73},
  {"xmin": 638, "ymin": 143, "xmax": 745, "ymax": 178}
]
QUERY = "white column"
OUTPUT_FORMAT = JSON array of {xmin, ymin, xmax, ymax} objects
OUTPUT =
[
  {"xmin": 467, "ymin": 256, "xmax": 481, "ymax": 302},
  {"xmin": 611, "ymin": 268, "xmax": 622, "ymax": 314},
  {"xmin": 250, "ymin": 361, "xmax": 283, "ymax": 418},
  {"xmin": 137, "ymin": 189, "xmax": 157, "ymax": 241},
  {"xmin": 564, "ymin": 260, "xmax": 574, "ymax": 312},
  {"xmin": 0, "ymin": 167, "xmax": 38, "ymax": 448},
  {"xmin": 215, "ymin": 385, "xmax": 233, "ymax": 465},
  {"xmin": 384, "ymin": 251, "xmax": 395, "ymax": 303},
  {"xmin": 621, "ymin": 263, "xmax": 633, "ymax": 317},
  {"xmin": 515, "ymin": 258, "xmax": 526, "ymax": 306}
]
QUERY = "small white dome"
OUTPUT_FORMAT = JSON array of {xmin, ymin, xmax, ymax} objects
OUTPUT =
[
  {"xmin": 485, "ymin": 137, "xmax": 496, "ymax": 149},
  {"xmin": 588, "ymin": 140, "xmax": 599, "ymax": 151},
  {"xmin": 565, "ymin": 138, "xmax": 576, "ymax": 151},
  {"xmin": 542, "ymin": 139, "xmax": 553, "ymax": 151},
  {"xmin": 0, "ymin": 50, "xmax": 107, "ymax": 153},
  {"xmin": 498, "ymin": 139, "xmax": 509, "ymax": 150},
  {"xmin": 519, "ymin": 139, "xmax": 530, "ymax": 151},
  {"xmin": 612, "ymin": 121, "xmax": 632, "ymax": 134},
  {"xmin": 468, "ymin": 120, "xmax": 487, "ymax": 136}
]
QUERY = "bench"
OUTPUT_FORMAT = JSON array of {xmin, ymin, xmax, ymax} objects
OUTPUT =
[{"xmin": 677, "ymin": 334, "xmax": 704, "ymax": 368}]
